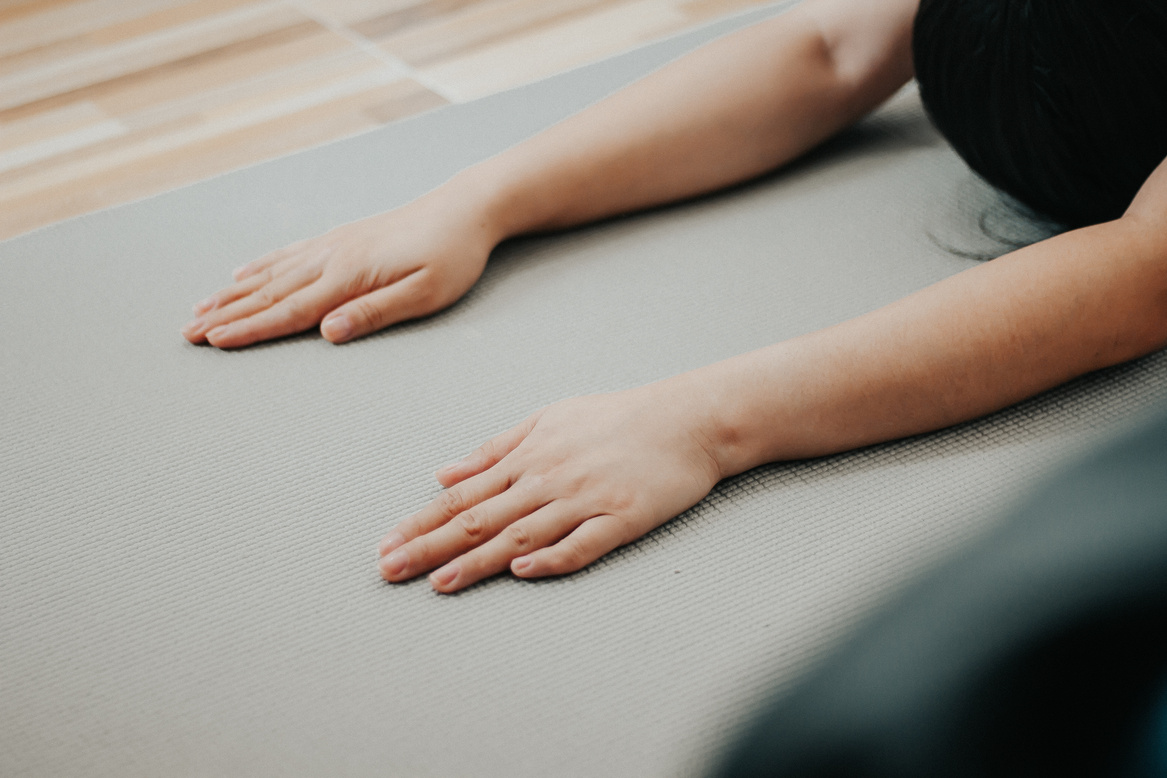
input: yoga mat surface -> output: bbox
[3,5,1165,775]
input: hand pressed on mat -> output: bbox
[182,0,917,350]
[181,187,498,348]
[377,382,724,593]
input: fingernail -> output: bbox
[232,265,248,279]
[431,563,460,587]
[193,297,216,313]
[182,317,206,336]
[439,452,474,471]
[378,530,404,556]
[512,556,531,574]
[380,549,407,578]
[205,325,231,342]
[322,314,352,342]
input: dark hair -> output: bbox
[913,0,1167,228]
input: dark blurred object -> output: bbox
[714,404,1167,777]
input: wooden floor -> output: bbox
[0,0,768,240]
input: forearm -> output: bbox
[678,215,1167,476]
[450,0,914,244]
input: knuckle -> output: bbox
[503,523,534,553]
[253,286,278,309]
[560,537,589,570]
[523,472,549,493]
[510,473,546,502]
[457,509,486,541]
[391,519,417,541]
[605,485,638,516]
[279,296,307,323]
[560,468,588,494]
[351,297,384,330]
[340,263,374,293]
[200,307,229,329]
[477,439,500,463]
[435,489,466,519]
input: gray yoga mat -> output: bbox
[3,4,1166,776]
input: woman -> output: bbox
[182,0,1167,593]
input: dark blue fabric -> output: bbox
[713,402,1167,777]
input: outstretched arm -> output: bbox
[379,158,1167,593]
[467,0,916,237]
[182,0,917,348]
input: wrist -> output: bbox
[442,156,545,245]
[447,140,586,242]
[426,164,513,249]
[655,357,775,481]
[664,345,827,479]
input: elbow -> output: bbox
[799,0,917,115]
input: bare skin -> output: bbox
[183,0,1167,593]
[182,0,913,347]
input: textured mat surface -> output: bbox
[3,5,1166,777]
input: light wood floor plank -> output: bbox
[376,0,621,68]
[0,117,126,175]
[0,79,443,236]
[679,0,771,22]
[351,0,486,39]
[0,99,109,152]
[0,21,333,125]
[0,3,306,109]
[295,0,417,27]
[92,25,355,117]
[415,0,686,101]
[0,0,771,240]
[0,0,80,26]
[0,0,190,57]
[92,0,262,43]
[1,63,428,195]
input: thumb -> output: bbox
[320,270,434,343]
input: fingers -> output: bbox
[319,269,433,344]
[379,478,553,586]
[193,259,292,315]
[232,242,304,282]
[191,245,304,315]
[383,505,627,592]
[186,262,442,348]
[510,514,627,578]
[183,262,324,344]
[435,412,542,488]
[378,467,512,560]
[427,502,584,592]
[202,279,346,348]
